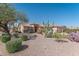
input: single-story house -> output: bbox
[50,25,66,33]
[18,22,66,33]
[18,23,35,33]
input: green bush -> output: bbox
[13,33,19,38]
[53,33,61,38]
[6,38,22,53]
[21,35,28,41]
[46,31,53,38]
[43,27,53,38]
[52,33,66,39]
[1,33,10,43]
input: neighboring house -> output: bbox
[37,24,44,33]
[18,22,66,33]
[31,24,44,33]
[18,23,35,33]
[51,25,66,33]
[18,23,44,33]
[30,24,40,32]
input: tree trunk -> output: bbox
[4,24,11,40]
[0,23,11,40]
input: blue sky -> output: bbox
[13,3,79,27]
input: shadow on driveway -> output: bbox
[14,45,29,53]
[54,40,68,43]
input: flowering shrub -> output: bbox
[68,32,79,42]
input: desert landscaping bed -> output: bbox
[0,34,79,56]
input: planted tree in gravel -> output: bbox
[42,20,53,38]
[0,4,28,40]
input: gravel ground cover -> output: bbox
[0,34,79,56]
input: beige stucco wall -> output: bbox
[18,24,24,33]
[52,28,57,33]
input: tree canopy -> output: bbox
[0,3,28,37]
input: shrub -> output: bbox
[52,33,65,39]
[1,33,10,43]
[53,33,60,38]
[13,33,19,38]
[46,30,53,38]
[68,32,79,42]
[21,35,28,41]
[6,38,22,53]
[53,32,67,39]
[43,27,53,38]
